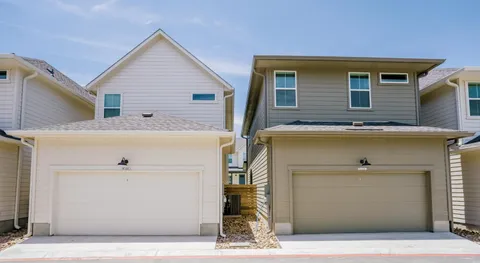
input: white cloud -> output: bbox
[200,57,250,77]
[187,17,207,26]
[58,36,131,52]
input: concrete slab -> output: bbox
[277,232,480,254]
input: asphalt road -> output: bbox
[7,255,480,263]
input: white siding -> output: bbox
[0,69,17,130]
[0,143,19,221]
[451,153,465,224]
[94,37,225,129]
[457,151,480,226]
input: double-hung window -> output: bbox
[104,94,121,118]
[468,82,480,116]
[349,72,371,109]
[274,71,297,107]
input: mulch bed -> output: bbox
[216,215,280,249]
[0,228,27,251]
[454,228,480,244]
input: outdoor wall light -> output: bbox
[359,158,371,166]
[118,157,129,166]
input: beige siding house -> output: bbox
[0,54,95,233]
[419,67,480,229]
[242,56,471,235]
[10,29,235,236]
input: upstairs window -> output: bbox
[0,70,8,80]
[192,93,216,101]
[349,72,371,109]
[274,71,297,107]
[468,82,480,116]
[379,73,409,84]
[104,94,121,118]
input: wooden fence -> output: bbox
[224,185,257,215]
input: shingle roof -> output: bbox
[22,112,228,132]
[20,56,95,104]
[419,68,461,91]
[465,135,480,145]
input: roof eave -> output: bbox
[9,130,235,138]
[0,136,22,145]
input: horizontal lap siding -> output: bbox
[266,69,418,126]
[420,85,458,130]
[0,143,19,221]
[0,68,18,130]
[451,154,465,224]
[458,151,480,226]
[248,81,266,163]
[250,147,268,219]
[95,37,225,129]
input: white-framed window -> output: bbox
[103,94,122,118]
[192,93,216,101]
[228,154,233,164]
[468,82,480,117]
[379,73,409,84]
[348,72,371,109]
[0,70,9,81]
[274,70,297,107]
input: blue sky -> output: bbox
[1,0,480,133]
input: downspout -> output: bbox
[445,78,462,133]
[20,138,35,236]
[13,71,37,230]
[219,136,235,237]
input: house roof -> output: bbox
[242,55,445,137]
[418,68,461,91]
[254,121,472,142]
[0,54,95,105]
[86,28,234,92]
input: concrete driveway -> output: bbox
[277,232,480,254]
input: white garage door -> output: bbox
[53,171,199,235]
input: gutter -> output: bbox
[19,138,35,236]
[219,136,235,237]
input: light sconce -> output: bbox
[118,157,129,166]
[359,157,371,166]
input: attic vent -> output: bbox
[352,122,364,127]
[46,66,54,76]
[142,113,153,118]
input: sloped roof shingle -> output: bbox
[419,68,461,91]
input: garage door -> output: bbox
[53,171,199,235]
[293,172,430,234]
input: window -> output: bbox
[192,93,216,101]
[0,70,8,80]
[243,152,246,162]
[239,174,246,185]
[379,73,409,84]
[468,82,480,116]
[104,94,121,118]
[228,154,233,164]
[274,71,297,107]
[349,72,371,109]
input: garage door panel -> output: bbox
[293,172,430,234]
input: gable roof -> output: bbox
[86,28,234,92]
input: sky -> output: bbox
[1,0,480,133]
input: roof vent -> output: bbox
[46,66,54,76]
[352,122,364,127]
[142,113,153,118]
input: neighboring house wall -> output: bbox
[250,147,268,219]
[0,68,24,130]
[420,85,458,130]
[457,150,480,226]
[265,69,419,126]
[450,153,465,224]
[93,37,226,129]
[0,142,19,232]
[458,79,480,133]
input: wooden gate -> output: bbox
[224,185,257,215]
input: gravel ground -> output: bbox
[216,215,280,249]
[0,228,27,251]
[454,228,480,244]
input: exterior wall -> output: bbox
[249,147,268,219]
[455,150,480,227]
[94,37,226,129]
[451,153,465,224]
[420,85,458,130]
[271,137,450,234]
[248,81,267,164]
[458,78,480,134]
[265,69,418,127]
[32,137,220,235]
[0,142,19,225]
[228,145,246,169]
[0,68,23,130]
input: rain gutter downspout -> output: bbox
[219,136,235,237]
[14,71,37,230]
[20,138,35,236]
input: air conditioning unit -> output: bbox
[224,194,241,216]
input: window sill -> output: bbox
[271,107,300,111]
[377,82,410,86]
[347,108,374,112]
[189,101,219,104]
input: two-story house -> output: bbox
[10,29,235,236]
[0,54,95,233]
[419,67,480,229]
[228,138,247,184]
[242,55,471,235]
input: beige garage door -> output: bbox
[293,172,430,234]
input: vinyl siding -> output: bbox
[457,151,480,226]
[266,69,418,126]
[420,85,458,130]
[0,69,17,130]
[94,37,225,129]
[0,143,19,221]
[248,81,266,164]
[249,146,268,219]
[451,153,465,224]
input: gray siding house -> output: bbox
[242,56,471,235]
[0,54,95,233]
[419,67,480,229]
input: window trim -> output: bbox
[466,81,480,118]
[348,72,372,109]
[190,93,218,103]
[379,72,409,84]
[0,70,10,82]
[103,93,123,118]
[274,70,298,108]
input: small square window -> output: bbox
[379,73,409,84]
[192,93,216,101]
[104,94,121,118]
[0,71,8,80]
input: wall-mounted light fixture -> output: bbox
[118,157,129,166]
[359,157,371,166]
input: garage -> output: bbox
[292,171,430,234]
[53,171,200,236]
